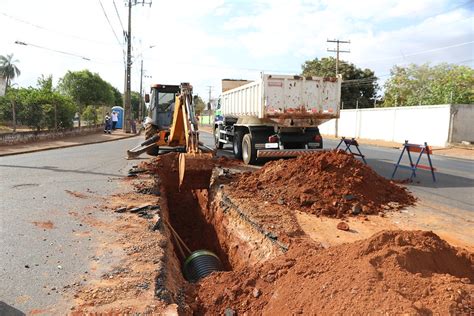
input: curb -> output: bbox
[0,133,140,157]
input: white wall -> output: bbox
[451,104,474,143]
[319,105,453,147]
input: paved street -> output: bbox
[0,138,138,314]
[0,132,472,314]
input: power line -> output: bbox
[97,0,123,47]
[112,0,125,34]
[14,40,91,61]
[356,40,474,64]
[423,0,474,20]
[0,11,116,46]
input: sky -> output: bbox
[0,0,473,101]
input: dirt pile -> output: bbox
[231,150,415,217]
[192,230,474,315]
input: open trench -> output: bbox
[153,153,286,310]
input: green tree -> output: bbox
[0,54,21,131]
[131,91,140,119]
[383,63,474,106]
[193,95,206,115]
[302,57,378,108]
[0,75,76,131]
[58,70,114,126]
[110,85,123,107]
[82,105,98,126]
[0,54,21,94]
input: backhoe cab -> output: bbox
[127,83,214,189]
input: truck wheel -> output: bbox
[145,123,160,156]
[233,132,243,159]
[214,126,224,149]
[242,134,257,165]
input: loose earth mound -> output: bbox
[232,150,415,217]
[192,230,474,315]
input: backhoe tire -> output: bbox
[214,126,224,149]
[233,131,243,160]
[144,123,159,156]
[242,133,257,165]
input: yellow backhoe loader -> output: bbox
[127,83,214,189]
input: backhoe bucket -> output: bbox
[178,153,214,190]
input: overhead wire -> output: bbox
[15,41,91,61]
[112,0,126,34]
[97,0,123,47]
[0,11,116,46]
[422,0,474,20]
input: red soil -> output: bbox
[231,150,415,217]
[193,230,474,315]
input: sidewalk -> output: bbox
[0,130,140,157]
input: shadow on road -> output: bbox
[0,164,123,178]
[0,302,25,316]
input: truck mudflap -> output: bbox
[257,148,325,158]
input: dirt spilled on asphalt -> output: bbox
[32,220,55,229]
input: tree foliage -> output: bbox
[0,54,21,93]
[82,105,98,125]
[193,95,206,115]
[0,76,75,130]
[131,91,140,119]
[58,70,114,106]
[383,63,474,106]
[110,85,123,107]
[302,57,378,108]
[58,70,115,126]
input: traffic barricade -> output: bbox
[391,141,436,182]
[335,137,367,164]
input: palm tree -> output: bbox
[0,54,21,132]
[0,54,21,94]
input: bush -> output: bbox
[82,105,97,126]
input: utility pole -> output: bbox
[328,39,349,138]
[327,39,350,76]
[207,86,213,110]
[123,0,152,133]
[139,59,143,121]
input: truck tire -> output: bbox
[214,126,224,149]
[242,133,257,165]
[233,131,243,159]
[144,123,160,156]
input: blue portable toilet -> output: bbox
[111,106,124,129]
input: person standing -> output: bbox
[104,112,112,134]
[111,111,118,130]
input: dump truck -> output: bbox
[214,74,342,164]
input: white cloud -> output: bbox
[0,0,472,100]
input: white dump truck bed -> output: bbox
[221,74,341,126]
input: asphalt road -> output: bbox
[200,131,474,213]
[1,132,472,314]
[0,137,138,314]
